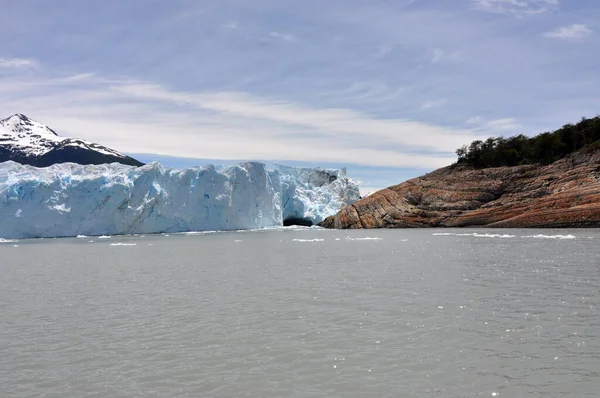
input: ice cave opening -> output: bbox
[283,217,314,227]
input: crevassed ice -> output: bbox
[0,161,360,239]
[273,164,360,226]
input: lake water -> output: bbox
[1,228,599,397]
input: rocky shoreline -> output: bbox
[319,148,600,229]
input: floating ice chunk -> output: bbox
[523,234,576,240]
[473,233,516,238]
[345,236,382,241]
[433,232,515,238]
[292,238,325,242]
[109,243,137,246]
[436,232,578,239]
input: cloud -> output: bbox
[340,81,401,100]
[470,0,559,16]
[62,73,96,82]
[2,0,598,185]
[431,48,445,63]
[376,44,393,58]
[0,71,481,169]
[469,117,522,133]
[430,48,461,64]
[421,99,448,109]
[466,116,483,125]
[544,24,592,40]
[0,57,38,69]
[221,21,239,29]
[484,118,521,131]
[317,81,406,115]
[269,32,296,41]
[112,84,477,152]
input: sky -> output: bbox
[1,0,599,195]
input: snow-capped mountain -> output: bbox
[0,114,143,167]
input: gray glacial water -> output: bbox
[1,228,599,397]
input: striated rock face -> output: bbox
[319,148,600,229]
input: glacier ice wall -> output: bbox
[274,165,361,225]
[0,161,359,239]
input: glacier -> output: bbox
[0,161,360,239]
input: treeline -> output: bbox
[456,116,600,168]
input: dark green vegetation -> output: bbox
[456,116,600,168]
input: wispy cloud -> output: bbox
[431,48,445,63]
[465,116,483,125]
[484,118,522,131]
[0,57,38,69]
[430,48,462,64]
[62,73,96,82]
[471,0,559,16]
[318,81,406,114]
[376,44,393,58]
[342,81,398,100]
[421,99,448,109]
[221,21,239,29]
[544,24,592,40]
[269,32,296,41]
[1,0,599,190]
[114,83,475,152]
[469,117,522,133]
[0,72,476,169]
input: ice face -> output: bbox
[0,161,359,239]
[273,165,361,226]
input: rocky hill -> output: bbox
[319,147,600,229]
[0,114,143,167]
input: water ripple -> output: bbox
[1,228,599,397]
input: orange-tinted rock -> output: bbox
[319,148,600,229]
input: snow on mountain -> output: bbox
[0,161,360,239]
[0,114,143,167]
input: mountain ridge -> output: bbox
[0,114,143,167]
